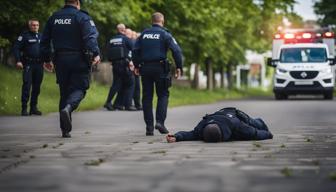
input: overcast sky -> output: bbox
[293,0,318,21]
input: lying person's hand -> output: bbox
[166,134,176,143]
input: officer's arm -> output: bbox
[40,17,53,63]
[236,122,273,140]
[166,34,183,70]
[13,34,25,63]
[174,130,198,142]
[80,15,100,57]
[133,38,141,68]
[126,37,133,60]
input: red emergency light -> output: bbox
[274,34,281,39]
[284,33,295,39]
[323,32,334,38]
[302,33,312,39]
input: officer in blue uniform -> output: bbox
[13,19,43,116]
[112,29,141,111]
[134,12,183,136]
[40,0,100,138]
[104,24,136,111]
[166,108,273,143]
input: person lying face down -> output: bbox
[166,107,273,143]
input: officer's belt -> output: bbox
[23,56,42,63]
[56,50,82,55]
[143,60,165,65]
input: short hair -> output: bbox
[152,12,164,23]
[116,23,126,34]
[203,124,222,143]
[28,19,39,26]
[65,0,78,4]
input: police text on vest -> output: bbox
[143,34,160,39]
[54,19,72,25]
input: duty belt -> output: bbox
[24,57,42,63]
[143,60,165,65]
[56,50,82,55]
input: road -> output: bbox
[0,98,336,192]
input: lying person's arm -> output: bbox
[166,131,198,143]
[234,122,273,140]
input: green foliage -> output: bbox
[0,64,109,115]
[0,0,297,68]
[314,0,336,26]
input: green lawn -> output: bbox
[0,64,272,115]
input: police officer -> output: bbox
[113,28,141,110]
[40,0,100,138]
[13,19,44,116]
[166,107,273,143]
[133,12,183,136]
[104,24,136,111]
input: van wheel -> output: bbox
[275,93,288,100]
[324,92,333,100]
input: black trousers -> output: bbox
[133,75,141,108]
[106,63,133,107]
[55,53,90,132]
[113,73,138,108]
[141,65,169,126]
[21,63,44,109]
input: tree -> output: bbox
[314,0,336,26]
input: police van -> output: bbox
[268,29,336,100]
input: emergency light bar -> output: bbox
[273,31,334,44]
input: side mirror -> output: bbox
[267,58,278,67]
[328,57,335,66]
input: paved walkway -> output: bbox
[0,99,336,192]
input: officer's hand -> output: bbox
[92,55,101,65]
[16,62,23,69]
[43,62,54,73]
[134,68,140,76]
[175,68,182,79]
[129,61,135,71]
[166,134,176,143]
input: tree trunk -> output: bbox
[206,57,213,90]
[192,63,200,89]
[213,69,217,88]
[220,66,225,88]
[226,62,233,90]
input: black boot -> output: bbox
[113,105,124,111]
[60,104,72,134]
[21,105,29,116]
[103,103,114,111]
[155,122,169,134]
[30,106,42,116]
[62,131,71,138]
[146,125,154,136]
[125,106,137,111]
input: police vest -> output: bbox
[108,36,127,61]
[51,9,82,52]
[139,29,166,62]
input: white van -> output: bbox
[268,30,336,100]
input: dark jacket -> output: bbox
[174,108,273,142]
[107,33,133,62]
[133,24,183,69]
[40,5,100,62]
[13,31,42,63]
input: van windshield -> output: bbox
[280,48,327,63]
